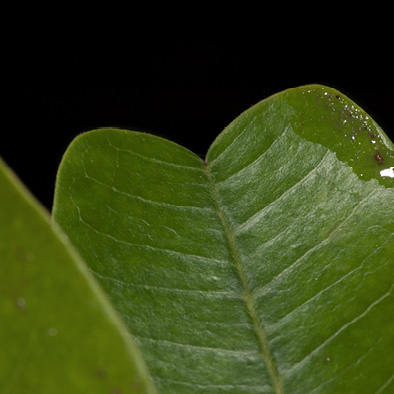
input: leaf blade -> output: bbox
[54,129,271,393]
[207,85,394,393]
[53,86,394,393]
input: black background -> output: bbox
[2,35,393,210]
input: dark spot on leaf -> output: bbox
[370,134,376,139]
[130,378,144,391]
[322,356,331,363]
[336,95,340,99]
[375,152,384,165]
[96,368,107,379]
[203,161,208,167]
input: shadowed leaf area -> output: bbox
[51,85,394,393]
[0,160,156,393]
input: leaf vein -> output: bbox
[284,283,394,377]
[90,269,242,298]
[135,335,260,357]
[253,189,379,300]
[375,373,394,394]
[74,204,227,266]
[112,146,205,171]
[205,164,284,394]
[83,172,214,213]
[208,101,276,167]
[267,230,393,330]
[234,150,332,235]
[106,135,203,169]
[154,376,266,392]
[216,126,290,186]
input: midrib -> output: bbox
[204,163,284,394]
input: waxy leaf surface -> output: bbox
[53,85,394,393]
[0,159,156,393]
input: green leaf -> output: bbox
[53,85,394,393]
[0,159,157,393]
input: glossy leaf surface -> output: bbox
[0,159,156,393]
[53,85,394,393]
